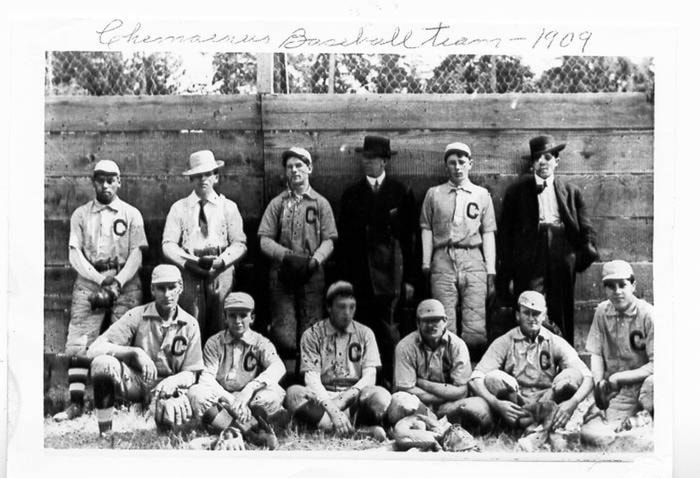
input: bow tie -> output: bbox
[535,181,547,194]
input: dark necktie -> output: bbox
[372,180,380,193]
[199,200,208,236]
[536,181,547,195]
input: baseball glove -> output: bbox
[594,379,615,411]
[214,427,246,451]
[440,424,480,452]
[278,253,312,286]
[88,288,115,310]
[153,389,192,431]
[392,414,443,452]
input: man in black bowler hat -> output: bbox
[497,135,599,345]
[337,135,418,388]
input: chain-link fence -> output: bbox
[47,51,654,96]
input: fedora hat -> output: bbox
[355,135,397,159]
[529,135,566,161]
[182,150,224,176]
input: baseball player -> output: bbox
[390,299,486,431]
[580,260,654,445]
[284,281,391,436]
[162,150,247,342]
[54,160,148,422]
[87,265,204,434]
[257,147,338,377]
[187,291,289,438]
[420,142,496,359]
[465,291,593,444]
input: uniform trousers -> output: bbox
[179,265,234,344]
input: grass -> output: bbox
[43,398,654,453]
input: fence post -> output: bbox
[256,53,274,94]
[328,54,336,94]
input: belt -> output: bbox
[91,258,122,272]
[538,221,564,230]
[436,243,480,251]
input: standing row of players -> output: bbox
[53,134,652,447]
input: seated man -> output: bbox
[187,291,289,436]
[87,265,204,434]
[580,260,654,446]
[466,291,593,439]
[390,299,486,431]
[285,281,391,435]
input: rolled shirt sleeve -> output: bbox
[470,335,509,381]
[393,340,418,389]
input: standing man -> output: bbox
[580,260,654,445]
[420,142,497,358]
[54,160,148,422]
[162,150,247,342]
[498,135,599,344]
[187,291,289,437]
[391,299,486,431]
[87,265,203,434]
[465,291,593,444]
[338,135,418,388]
[284,281,391,435]
[258,147,338,376]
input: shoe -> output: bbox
[53,403,84,422]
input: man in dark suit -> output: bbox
[338,135,418,388]
[497,135,599,345]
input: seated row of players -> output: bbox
[56,132,598,422]
[83,261,653,450]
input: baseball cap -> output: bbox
[444,142,472,161]
[602,260,634,281]
[151,264,182,284]
[224,292,255,311]
[517,291,547,313]
[93,160,120,176]
[326,280,354,303]
[282,147,312,167]
[416,299,447,319]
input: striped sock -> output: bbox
[93,375,116,434]
[68,356,91,407]
[202,404,234,433]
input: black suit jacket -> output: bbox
[497,175,598,289]
[337,176,418,298]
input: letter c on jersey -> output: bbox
[243,352,258,372]
[629,330,646,351]
[466,202,479,219]
[171,336,188,356]
[539,350,551,370]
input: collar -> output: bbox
[324,319,357,337]
[142,302,188,325]
[222,328,255,345]
[91,197,124,213]
[186,190,221,207]
[447,180,474,194]
[605,297,640,318]
[366,171,386,188]
[534,174,554,187]
[285,185,317,200]
[511,325,549,344]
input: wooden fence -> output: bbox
[45,92,654,354]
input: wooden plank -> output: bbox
[46,214,652,266]
[263,130,653,174]
[262,93,653,131]
[45,95,261,132]
[44,309,69,354]
[292,173,653,220]
[44,176,265,221]
[45,130,263,176]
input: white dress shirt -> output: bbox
[535,174,562,225]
